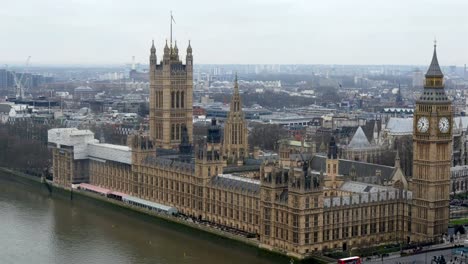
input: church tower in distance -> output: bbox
[149,40,193,149]
[223,74,249,165]
[411,42,452,242]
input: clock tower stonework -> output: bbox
[412,43,452,242]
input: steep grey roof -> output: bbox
[385,118,413,135]
[210,175,260,194]
[340,181,397,194]
[143,155,195,173]
[426,46,444,78]
[223,165,260,173]
[417,88,449,103]
[348,126,371,148]
[310,155,395,182]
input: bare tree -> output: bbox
[249,123,289,151]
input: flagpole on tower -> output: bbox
[170,11,172,47]
[170,11,176,47]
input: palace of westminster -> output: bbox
[48,38,452,258]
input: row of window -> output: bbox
[227,123,245,145]
[206,205,259,225]
[171,123,185,140]
[207,189,258,208]
[170,91,185,109]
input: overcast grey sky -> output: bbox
[0,0,467,66]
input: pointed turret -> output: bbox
[419,41,447,101]
[163,39,170,58]
[390,148,408,189]
[372,120,379,145]
[234,73,239,92]
[223,73,248,164]
[186,40,193,66]
[426,42,444,78]
[150,40,157,66]
[172,40,179,60]
[230,73,241,112]
[174,41,179,54]
[187,40,192,54]
[150,40,156,54]
[394,148,401,168]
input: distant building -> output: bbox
[74,86,95,101]
[193,106,206,117]
[412,69,424,88]
[0,69,15,93]
[0,69,8,90]
[129,69,149,82]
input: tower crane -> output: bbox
[14,56,31,99]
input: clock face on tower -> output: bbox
[417,116,429,133]
[438,117,450,133]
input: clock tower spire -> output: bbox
[411,42,452,242]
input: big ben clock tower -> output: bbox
[411,42,452,242]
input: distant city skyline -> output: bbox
[0,0,467,66]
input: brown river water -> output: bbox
[0,173,286,264]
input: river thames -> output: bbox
[0,173,284,264]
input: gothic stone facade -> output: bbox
[149,41,193,149]
[49,127,412,258]
[48,43,450,259]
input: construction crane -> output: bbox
[14,56,31,99]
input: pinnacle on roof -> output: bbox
[174,40,179,53]
[151,40,156,53]
[187,40,192,54]
[229,72,242,113]
[234,72,239,92]
[394,148,400,168]
[164,39,169,54]
[425,41,444,78]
